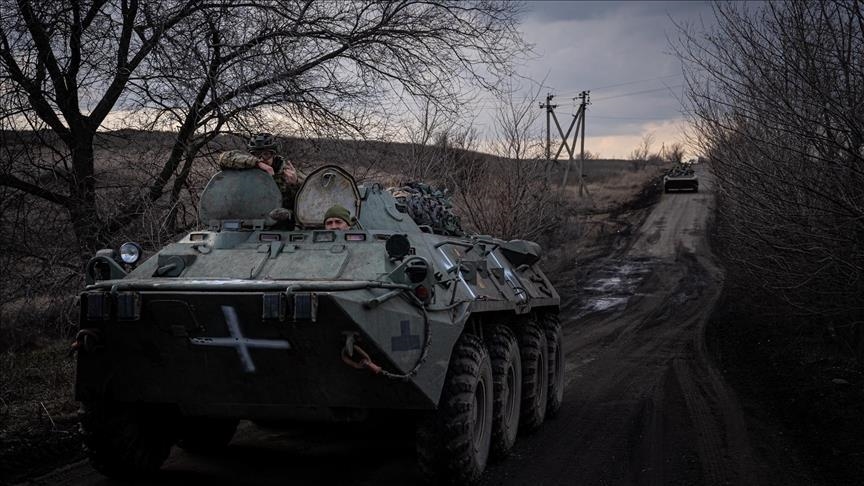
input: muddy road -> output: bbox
[482,166,762,486]
[27,166,780,486]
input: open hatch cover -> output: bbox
[295,165,361,228]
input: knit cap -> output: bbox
[323,204,351,224]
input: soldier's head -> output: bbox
[248,133,278,161]
[323,204,352,230]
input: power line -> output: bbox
[592,84,684,101]
[468,72,688,103]
[586,73,684,92]
[591,114,685,120]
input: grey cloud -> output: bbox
[512,0,713,139]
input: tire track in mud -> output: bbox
[484,250,727,485]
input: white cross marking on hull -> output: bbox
[189,305,290,373]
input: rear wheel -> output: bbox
[543,314,565,417]
[519,319,548,433]
[417,333,493,485]
[80,401,176,478]
[177,418,239,453]
[488,325,521,458]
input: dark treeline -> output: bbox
[677,0,864,357]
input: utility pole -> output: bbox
[539,93,556,182]
[576,90,590,196]
[541,90,591,196]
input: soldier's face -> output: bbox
[325,218,350,230]
[253,150,275,163]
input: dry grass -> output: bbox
[0,341,81,483]
[565,159,671,213]
[0,294,79,353]
[0,341,78,434]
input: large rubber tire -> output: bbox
[177,418,239,453]
[488,325,521,458]
[543,314,565,417]
[518,319,548,433]
[80,401,176,478]
[417,333,493,485]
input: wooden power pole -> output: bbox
[542,90,590,196]
[539,93,557,182]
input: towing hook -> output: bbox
[340,335,382,375]
[71,329,101,353]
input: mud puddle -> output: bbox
[572,257,655,319]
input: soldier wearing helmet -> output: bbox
[218,133,304,220]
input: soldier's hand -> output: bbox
[269,207,293,221]
[257,161,275,175]
[282,162,298,185]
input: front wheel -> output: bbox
[417,333,493,484]
[80,401,176,478]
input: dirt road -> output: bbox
[482,165,761,485]
[25,166,788,486]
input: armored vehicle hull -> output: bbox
[663,164,699,192]
[75,166,562,484]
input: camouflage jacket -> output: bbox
[218,150,304,209]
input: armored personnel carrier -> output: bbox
[74,165,562,484]
[663,164,699,193]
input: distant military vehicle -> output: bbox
[663,164,699,193]
[74,165,562,484]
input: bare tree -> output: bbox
[674,1,864,338]
[660,142,685,164]
[629,132,656,161]
[452,84,562,241]
[0,0,528,256]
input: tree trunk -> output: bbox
[68,131,102,259]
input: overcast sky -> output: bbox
[493,0,716,159]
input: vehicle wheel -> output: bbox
[177,418,239,453]
[80,401,176,478]
[417,333,493,485]
[543,314,565,417]
[518,319,548,433]
[488,325,521,458]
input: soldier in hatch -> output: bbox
[218,133,302,222]
[323,204,353,230]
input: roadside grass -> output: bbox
[1,341,78,427]
[1,340,82,483]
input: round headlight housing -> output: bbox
[119,242,143,265]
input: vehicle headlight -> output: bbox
[119,242,143,264]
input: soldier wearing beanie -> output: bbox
[323,204,352,230]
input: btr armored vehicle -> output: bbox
[663,164,699,193]
[75,165,562,484]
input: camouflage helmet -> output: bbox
[247,133,278,152]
